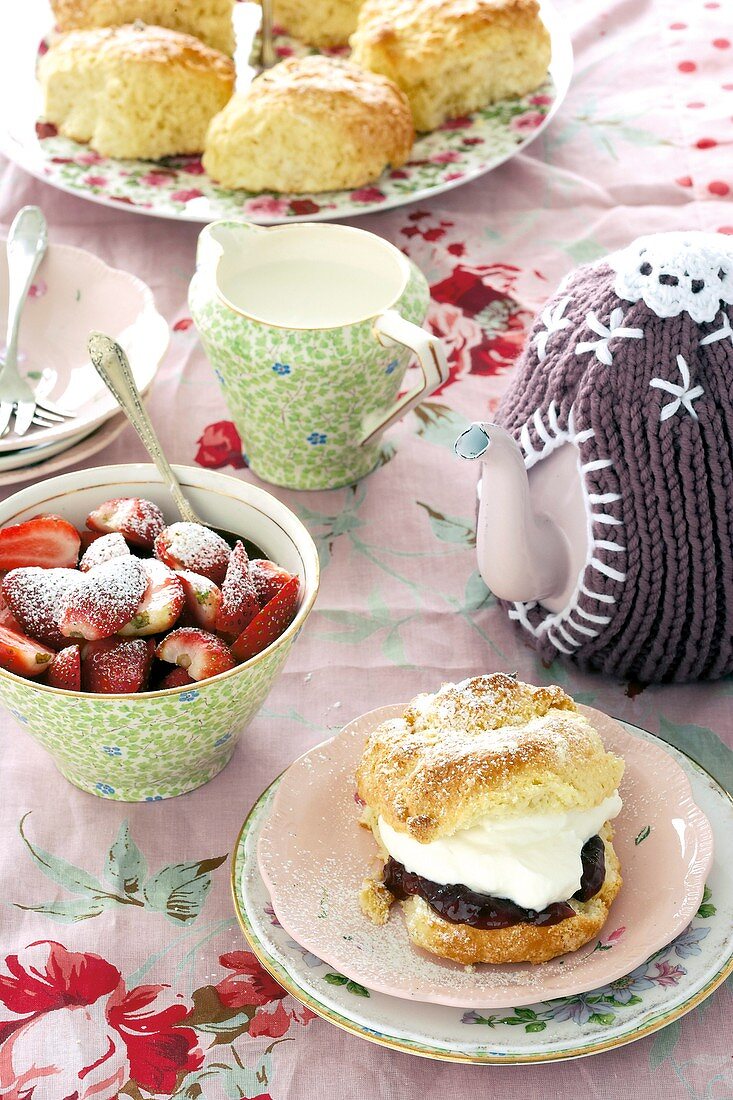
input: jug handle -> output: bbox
[359,310,449,446]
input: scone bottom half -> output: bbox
[357,674,624,965]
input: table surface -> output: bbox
[1,1,732,1097]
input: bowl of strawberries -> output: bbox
[0,463,319,800]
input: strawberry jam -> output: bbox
[383,834,606,930]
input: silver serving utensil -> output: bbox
[259,0,276,70]
[0,207,76,436]
[87,332,204,525]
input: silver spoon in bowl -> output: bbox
[87,332,205,525]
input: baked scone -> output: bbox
[203,56,413,192]
[49,0,236,55]
[350,0,552,132]
[254,0,364,48]
[357,674,625,965]
[39,25,235,160]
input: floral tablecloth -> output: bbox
[1,1,732,1097]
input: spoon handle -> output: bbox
[87,332,202,525]
[260,0,276,69]
[4,207,48,374]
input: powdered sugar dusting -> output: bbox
[156,522,230,583]
[3,567,81,648]
[79,532,130,572]
[60,557,147,639]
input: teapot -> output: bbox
[456,232,733,683]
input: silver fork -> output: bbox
[0,206,76,437]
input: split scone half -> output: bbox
[350,0,552,132]
[357,674,624,965]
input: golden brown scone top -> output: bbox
[353,0,544,59]
[243,55,413,129]
[356,674,624,843]
[44,24,235,79]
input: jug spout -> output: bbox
[195,219,264,278]
[455,422,572,604]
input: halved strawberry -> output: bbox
[215,542,259,637]
[158,666,195,689]
[45,644,81,691]
[86,497,165,550]
[79,532,131,573]
[231,576,300,663]
[156,627,235,682]
[250,559,295,606]
[3,567,80,649]
[59,557,147,641]
[119,559,185,637]
[155,523,230,585]
[0,587,22,633]
[177,570,222,630]
[79,530,103,553]
[0,625,55,678]
[81,637,155,694]
[0,515,80,570]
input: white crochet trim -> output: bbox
[610,231,733,324]
[536,296,572,361]
[650,355,704,421]
[700,310,733,347]
[575,308,644,365]
[508,402,626,655]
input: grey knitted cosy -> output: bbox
[495,231,733,683]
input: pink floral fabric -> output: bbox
[0,1,732,1097]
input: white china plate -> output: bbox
[232,723,733,1064]
[0,1,572,224]
[0,240,168,454]
[0,412,129,486]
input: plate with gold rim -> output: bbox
[0,2,571,224]
[254,704,714,1008]
[231,720,733,1063]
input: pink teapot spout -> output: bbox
[455,422,573,605]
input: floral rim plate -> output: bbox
[0,3,571,224]
[0,241,168,453]
[231,721,733,1063]
[255,705,714,1009]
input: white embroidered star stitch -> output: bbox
[536,296,572,361]
[575,308,644,365]
[650,355,704,421]
[700,310,733,348]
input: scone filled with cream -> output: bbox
[357,674,624,965]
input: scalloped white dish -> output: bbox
[0,240,168,453]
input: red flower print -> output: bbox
[35,121,57,139]
[195,421,247,470]
[171,189,204,203]
[510,110,546,132]
[428,263,532,391]
[653,961,686,987]
[141,170,176,187]
[77,151,104,166]
[390,169,409,180]
[0,941,201,1100]
[245,195,290,218]
[214,952,315,1039]
[181,157,206,175]
[173,317,194,332]
[439,116,472,130]
[84,175,107,187]
[431,150,462,164]
[350,187,386,203]
[289,199,320,216]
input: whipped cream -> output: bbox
[378,791,622,912]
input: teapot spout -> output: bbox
[455,422,571,604]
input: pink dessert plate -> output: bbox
[257,704,714,1010]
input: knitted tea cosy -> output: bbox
[495,231,733,682]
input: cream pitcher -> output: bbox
[189,220,449,490]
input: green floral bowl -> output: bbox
[0,463,319,801]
